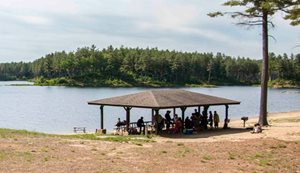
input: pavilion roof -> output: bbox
[88,89,240,109]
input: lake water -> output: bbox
[0,81,299,134]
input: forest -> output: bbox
[0,46,299,87]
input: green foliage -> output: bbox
[212,0,299,26]
[0,46,299,87]
[269,79,300,88]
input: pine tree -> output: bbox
[208,0,300,125]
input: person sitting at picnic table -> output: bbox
[116,118,125,127]
[137,116,145,134]
[154,113,164,134]
[185,116,193,129]
[115,118,126,131]
[173,117,183,133]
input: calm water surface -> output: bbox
[0,81,299,134]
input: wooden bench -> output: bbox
[73,127,86,133]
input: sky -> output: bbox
[0,0,299,63]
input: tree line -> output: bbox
[0,46,299,87]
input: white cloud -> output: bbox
[16,15,52,25]
[0,0,79,14]
[0,0,299,62]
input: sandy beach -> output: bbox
[0,111,300,173]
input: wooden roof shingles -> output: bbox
[88,89,240,109]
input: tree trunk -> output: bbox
[258,11,269,126]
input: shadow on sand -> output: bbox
[158,127,251,139]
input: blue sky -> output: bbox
[0,0,299,63]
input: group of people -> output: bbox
[187,109,221,130]
[116,109,223,135]
[115,118,127,128]
[153,109,222,134]
[117,111,263,135]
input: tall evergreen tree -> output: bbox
[208,0,300,126]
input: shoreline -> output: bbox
[229,109,300,122]
[1,80,300,89]
[2,110,300,135]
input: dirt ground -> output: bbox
[1,111,300,173]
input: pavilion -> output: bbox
[88,89,240,131]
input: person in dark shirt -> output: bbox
[185,116,193,129]
[137,116,145,134]
[209,111,213,129]
[165,110,171,131]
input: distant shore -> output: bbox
[2,79,300,88]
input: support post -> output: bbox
[198,106,201,114]
[180,107,187,123]
[173,108,176,117]
[124,107,132,131]
[100,105,104,129]
[151,109,154,123]
[203,106,209,129]
[223,105,229,129]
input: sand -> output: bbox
[0,111,300,173]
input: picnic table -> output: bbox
[130,121,154,134]
[73,127,86,133]
[114,120,155,135]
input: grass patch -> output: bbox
[18,151,33,162]
[270,143,287,149]
[97,135,154,143]
[161,150,167,154]
[277,144,287,148]
[41,147,49,153]
[0,128,155,143]
[248,152,274,166]
[0,128,48,138]
[0,150,33,162]
[228,152,236,160]
[2,151,34,162]
[0,150,8,160]
[43,156,49,162]
[202,154,213,161]
[176,147,191,158]
[177,143,184,146]
[132,141,143,146]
